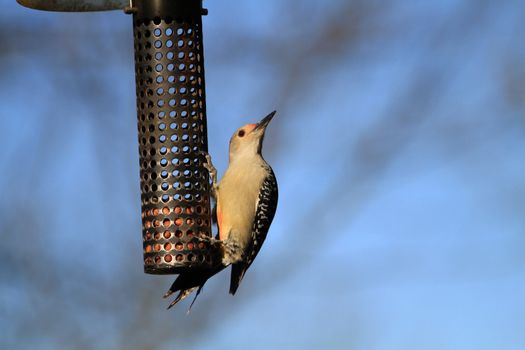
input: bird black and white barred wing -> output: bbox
[249,166,278,261]
[229,166,278,294]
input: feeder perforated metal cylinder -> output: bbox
[133,0,214,274]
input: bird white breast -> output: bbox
[216,154,267,250]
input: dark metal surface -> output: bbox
[133,0,215,274]
[16,0,127,12]
[133,0,207,19]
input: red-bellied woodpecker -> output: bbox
[163,111,279,311]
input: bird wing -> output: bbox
[230,167,278,295]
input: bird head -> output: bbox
[229,111,276,162]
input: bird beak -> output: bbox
[254,110,276,132]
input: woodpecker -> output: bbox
[163,110,279,310]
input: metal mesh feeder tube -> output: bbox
[133,0,216,274]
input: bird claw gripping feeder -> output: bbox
[17,0,222,274]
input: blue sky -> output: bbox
[1,1,524,349]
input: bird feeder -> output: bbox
[17,0,220,274]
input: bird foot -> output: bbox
[201,151,218,198]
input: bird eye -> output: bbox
[238,130,245,137]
